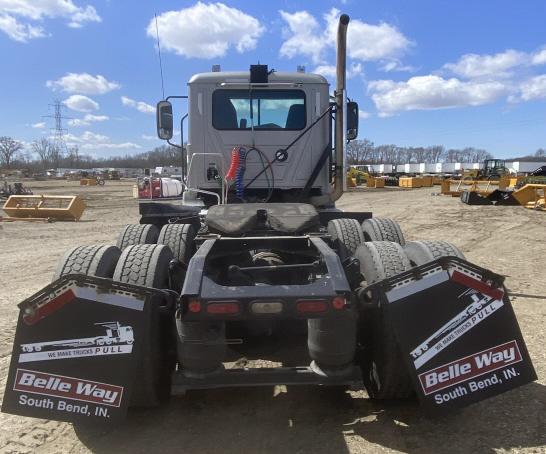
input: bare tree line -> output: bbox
[1,136,545,171]
[346,140,496,165]
[1,137,184,171]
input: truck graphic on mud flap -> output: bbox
[20,322,134,353]
[410,294,494,360]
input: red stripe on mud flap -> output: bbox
[23,289,75,325]
[451,271,504,300]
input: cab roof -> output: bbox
[188,71,328,85]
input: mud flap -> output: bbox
[2,274,168,424]
[368,257,537,414]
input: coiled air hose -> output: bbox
[235,147,246,199]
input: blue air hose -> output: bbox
[235,147,246,199]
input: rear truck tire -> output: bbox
[354,241,414,399]
[404,240,465,266]
[327,218,364,259]
[157,223,197,265]
[113,244,175,407]
[116,224,159,250]
[53,244,121,281]
[361,218,406,246]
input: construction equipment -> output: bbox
[441,178,498,197]
[461,183,546,210]
[514,165,546,188]
[2,14,536,425]
[80,176,105,186]
[512,184,546,210]
[0,181,33,200]
[463,159,509,180]
[347,165,370,186]
[2,195,86,221]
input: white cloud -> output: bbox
[141,134,157,140]
[313,64,336,78]
[63,94,99,112]
[368,75,507,116]
[64,131,141,150]
[280,10,324,64]
[313,62,362,79]
[121,96,155,114]
[444,47,546,80]
[444,49,528,79]
[87,142,141,150]
[379,59,416,73]
[0,13,45,41]
[532,48,546,66]
[0,0,101,41]
[147,2,264,58]
[359,110,371,119]
[68,114,109,127]
[280,8,411,66]
[47,73,120,94]
[510,75,546,102]
[32,121,46,129]
[67,5,100,28]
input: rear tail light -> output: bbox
[188,298,201,313]
[332,296,346,310]
[206,301,240,315]
[251,301,283,314]
[296,300,328,313]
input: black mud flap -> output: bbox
[367,257,537,415]
[2,275,168,424]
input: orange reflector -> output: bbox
[251,301,283,314]
[332,297,346,310]
[188,299,201,313]
[206,301,240,314]
[296,300,328,313]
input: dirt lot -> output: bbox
[0,180,544,454]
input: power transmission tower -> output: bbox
[43,100,72,167]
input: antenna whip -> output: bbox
[154,13,165,99]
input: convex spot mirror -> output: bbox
[347,101,359,141]
[157,100,173,140]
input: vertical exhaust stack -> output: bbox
[332,14,350,202]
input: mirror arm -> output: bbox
[166,95,188,101]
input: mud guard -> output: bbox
[366,257,537,414]
[1,274,170,424]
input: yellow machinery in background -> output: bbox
[347,166,370,186]
[2,195,86,221]
[512,184,546,211]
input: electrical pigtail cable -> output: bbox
[243,105,333,191]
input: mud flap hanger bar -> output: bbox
[19,274,178,325]
[358,257,506,310]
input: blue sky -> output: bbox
[0,0,545,159]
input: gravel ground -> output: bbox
[0,180,544,454]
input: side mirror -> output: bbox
[346,101,359,141]
[157,100,173,140]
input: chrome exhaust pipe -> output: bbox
[332,14,350,202]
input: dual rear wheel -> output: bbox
[53,223,197,407]
[327,217,465,399]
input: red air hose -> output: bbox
[226,147,240,180]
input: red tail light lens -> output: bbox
[188,299,202,313]
[206,301,240,314]
[332,297,346,310]
[296,300,328,313]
